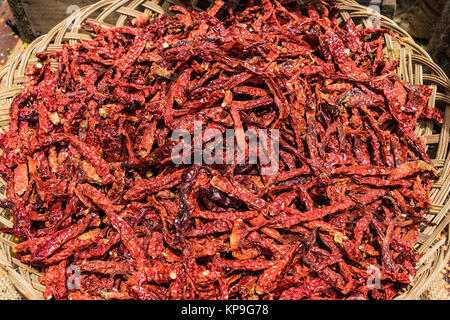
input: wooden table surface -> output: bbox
[0,0,21,68]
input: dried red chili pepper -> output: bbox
[0,0,441,300]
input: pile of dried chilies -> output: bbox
[0,0,443,300]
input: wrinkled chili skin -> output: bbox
[0,0,440,300]
[175,164,201,241]
[198,187,247,211]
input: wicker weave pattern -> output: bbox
[0,268,22,300]
[0,0,448,300]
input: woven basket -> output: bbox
[0,0,448,300]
